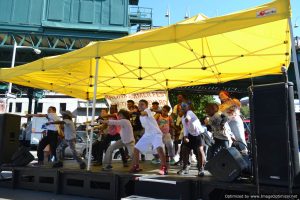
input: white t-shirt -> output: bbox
[108,119,135,144]
[63,119,76,140]
[140,108,162,135]
[46,113,60,131]
[181,110,204,137]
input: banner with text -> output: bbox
[105,91,169,110]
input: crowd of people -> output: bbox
[26,90,248,177]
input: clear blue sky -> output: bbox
[138,0,300,36]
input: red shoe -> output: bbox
[159,165,168,175]
[129,165,143,173]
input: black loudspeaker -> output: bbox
[249,82,300,186]
[11,146,34,166]
[206,147,249,182]
[0,114,21,165]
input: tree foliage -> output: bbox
[240,105,250,119]
[169,92,216,120]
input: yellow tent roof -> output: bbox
[0,0,291,100]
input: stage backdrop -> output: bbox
[105,91,168,110]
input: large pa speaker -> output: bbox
[206,147,249,182]
[249,82,300,186]
[11,146,34,166]
[0,114,21,165]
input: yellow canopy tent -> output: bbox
[0,0,295,170]
[0,0,293,101]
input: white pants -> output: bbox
[103,140,135,165]
[135,133,163,154]
[228,116,246,146]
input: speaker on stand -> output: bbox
[249,67,300,194]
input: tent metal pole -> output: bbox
[87,57,100,171]
[85,100,89,160]
[289,18,300,99]
[166,79,169,103]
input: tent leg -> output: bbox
[289,18,300,99]
[85,100,89,160]
[166,90,169,103]
[87,57,100,171]
[166,79,169,104]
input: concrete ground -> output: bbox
[0,187,97,200]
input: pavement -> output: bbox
[0,187,97,200]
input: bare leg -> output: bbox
[199,146,206,168]
[194,145,206,170]
[156,147,166,167]
[132,148,140,166]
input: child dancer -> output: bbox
[130,99,168,175]
[48,111,86,169]
[205,103,233,159]
[99,110,135,171]
[177,102,206,177]
[155,105,176,165]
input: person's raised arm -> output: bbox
[25,114,47,118]
[45,121,65,125]
[101,113,117,119]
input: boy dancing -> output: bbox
[46,111,86,169]
[130,99,168,175]
[99,109,135,171]
[177,102,206,177]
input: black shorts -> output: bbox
[183,134,204,149]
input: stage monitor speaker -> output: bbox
[0,114,21,165]
[206,147,249,182]
[249,82,300,186]
[11,146,34,166]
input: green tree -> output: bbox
[169,92,216,120]
[240,105,250,119]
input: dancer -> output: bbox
[100,110,135,171]
[130,99,168,175]
[177,102,206,177]
[48,111,86,169]
[26,106,60,166]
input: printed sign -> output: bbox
[105,91,169,110]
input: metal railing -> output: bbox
[129,6,152,20]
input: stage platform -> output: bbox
[1,160,300,200]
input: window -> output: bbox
[8,103,13,112]
[15,103,22,113]
[60,103,66,112]
[37,103,43,113]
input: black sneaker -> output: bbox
[198,169,205,177]
[177,169,189,175]
[80,162,86,170]
[102,165,113,171]
[52,161,63,168]
[174,161,182,166]
[177,166,190,175]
